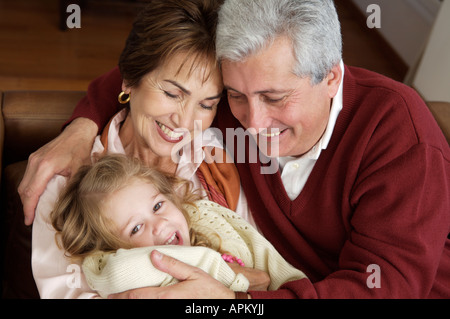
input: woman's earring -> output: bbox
[118,91,131,104]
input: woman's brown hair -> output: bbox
[119,0,223,88]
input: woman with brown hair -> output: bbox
[31,0,253,299]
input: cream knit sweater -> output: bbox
[82,200,306,298]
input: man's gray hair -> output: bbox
[216,0,342,85]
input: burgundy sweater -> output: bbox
[70,65,450,298]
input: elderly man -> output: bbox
[21,0,449,298]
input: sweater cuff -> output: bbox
[249,278,316,299]
[249,289,297,299]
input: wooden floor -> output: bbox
[0,0,407,92]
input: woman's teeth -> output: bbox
[157,122,184,139]
[165,232,177,245]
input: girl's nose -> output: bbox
[151,216,167,237]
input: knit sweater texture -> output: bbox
[82,200,306,298]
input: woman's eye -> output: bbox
[131,224,142,236]
[153,201,163,212]
[164,91,179,99]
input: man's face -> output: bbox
[221,36,341,158]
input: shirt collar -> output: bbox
[315,60,345,156]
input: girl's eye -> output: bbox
[153,201,163,212]
[131,224,142,236]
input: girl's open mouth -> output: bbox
[164,231,182,245]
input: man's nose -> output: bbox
[246,99,270,133]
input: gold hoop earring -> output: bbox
[118,91,130,104]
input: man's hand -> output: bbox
[18,117,97,225]
[108,250,236,299]
[227,262,270,291]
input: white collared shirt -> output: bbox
[278,61,345,200]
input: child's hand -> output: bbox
[227,263,270,291]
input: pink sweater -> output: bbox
[70,65,450,298]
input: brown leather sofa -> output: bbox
[1,90,449,299]
[1,91,84,298]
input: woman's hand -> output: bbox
[227,262,270,291]
[108,250,236,299]
[18,118,97,225]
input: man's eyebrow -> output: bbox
[224,85,241,93]
[224,85,290,95]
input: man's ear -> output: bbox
[326,63,343,99]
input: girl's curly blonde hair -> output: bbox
[51,154,209,261]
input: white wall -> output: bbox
[412,0,450,102]
[350,0,441,68]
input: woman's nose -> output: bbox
[172,103,196,130]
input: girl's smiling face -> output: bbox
[102,178,191,248]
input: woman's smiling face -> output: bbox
[124,52,223,158]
